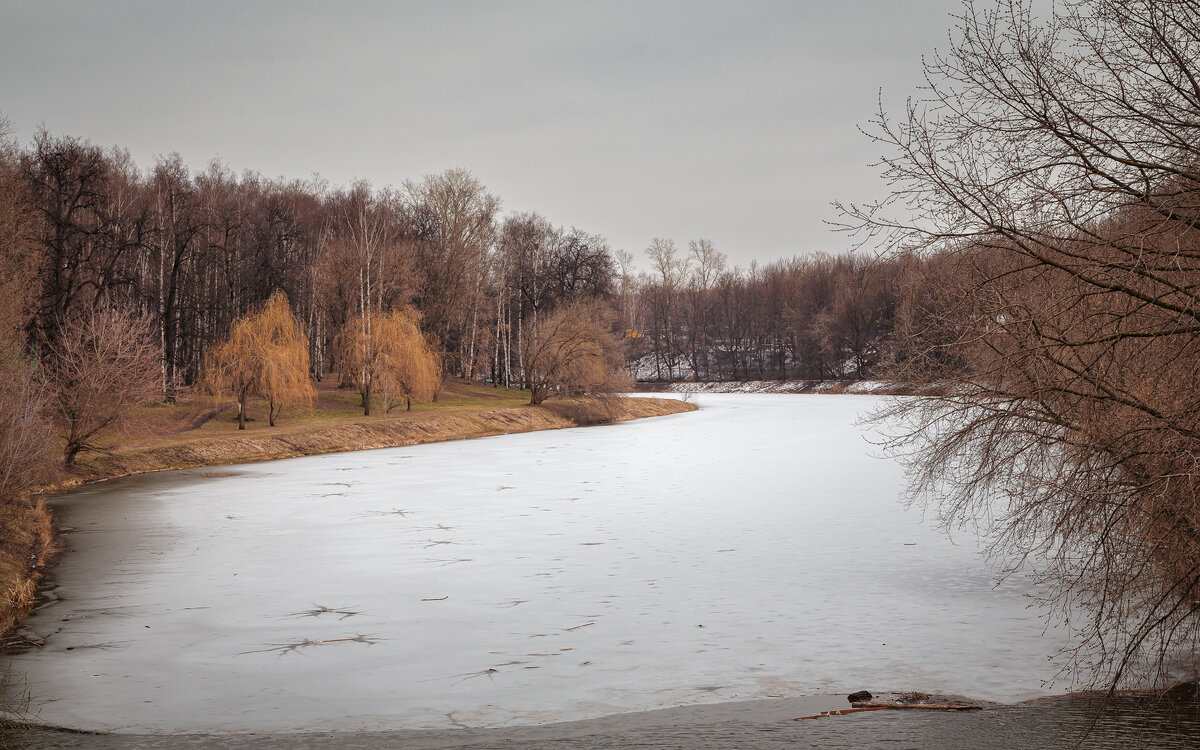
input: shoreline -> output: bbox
[45,395,696,491]
[7,690,1186,748]
[0,695,906,739]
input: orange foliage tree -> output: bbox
[337,307,441,414]
[203,292,314,429]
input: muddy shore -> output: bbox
[6,692,1200,750]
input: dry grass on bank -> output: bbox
[64,381,693,485]
[0,500,54,641]
[1,498,65,726]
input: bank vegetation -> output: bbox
[843,0,1200,693]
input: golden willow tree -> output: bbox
[203,292,314,429]
[338,307,441,414]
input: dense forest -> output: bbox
[0,125,922,401]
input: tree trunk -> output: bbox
[465,278,481,380]
[238,391,247,430]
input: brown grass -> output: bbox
[0,497,56,640]
[59,381,694,485]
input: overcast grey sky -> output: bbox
[0,1,962,267]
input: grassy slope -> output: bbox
[68,380,693,482]
[0,382,694,642]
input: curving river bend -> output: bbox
[10,394,1071,734]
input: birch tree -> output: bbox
[406,169,500,376]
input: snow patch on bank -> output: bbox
[661,379,904,395]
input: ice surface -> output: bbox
[9,395,1066,733]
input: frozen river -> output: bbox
[8,394,1067,733]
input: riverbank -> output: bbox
[58,393,694,487]
[0,383,694,646]
[635,379,922,395]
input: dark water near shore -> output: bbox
[4,694,1199,750]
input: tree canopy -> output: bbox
[203,292,314,429]
[338,307,441,414]
[523,300,628,405]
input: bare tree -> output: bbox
[405,169,500,376]
[0,119,54,489]
[0,366,54,493]
[44,305,160,464]
[150,154,202,401]
[645,237,690,380]
[0,119,41,354]
[684,239,726,380]
[21,131,148,343]
[841,0,1200,689]
[523,300,628,405]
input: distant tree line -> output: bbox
[14,139,510,395]
[622,243,926,381]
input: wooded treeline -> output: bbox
[626,242,919,381]
[2,127,924,395]
[13,136,508,397]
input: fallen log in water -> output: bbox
[852,702,982,711]
[794,707,890,720]
[795,703,982,720]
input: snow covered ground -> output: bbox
[662,379,902,394]
[9,395,1065,733]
